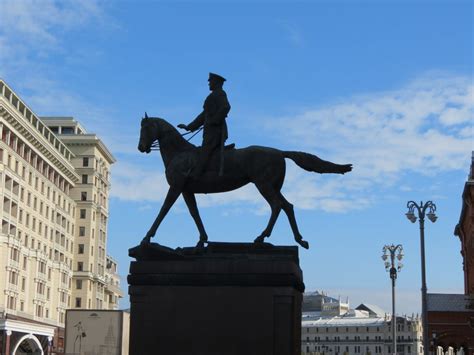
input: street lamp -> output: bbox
[382,244,404,355]
[406,200,437,355]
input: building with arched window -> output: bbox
[0,80,123,355]
[427,152,474,355]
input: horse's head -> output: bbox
[138,113,157,154]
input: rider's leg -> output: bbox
[193,142,217,176]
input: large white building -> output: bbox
[0,79,122,355]
[302,294,423,355]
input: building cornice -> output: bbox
[56,134,116,164]
[0,80,75,161]
[0,318,56,336]
[1,102,79,185]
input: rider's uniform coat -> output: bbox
[186,88,231,173]
[187,88,231,149]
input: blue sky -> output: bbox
[0,0,472,314]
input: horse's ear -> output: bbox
[144,112,149,119]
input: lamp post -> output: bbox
[382,244,404,355]
[406,200,437,355]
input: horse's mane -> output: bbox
[149,117,196,151]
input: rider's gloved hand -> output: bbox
[177,124,189,130]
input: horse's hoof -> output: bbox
[297,239,309,249]
[140,236,151,245]
[254,235,265,243]
[196,240,206,248]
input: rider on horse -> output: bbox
[178,73,231,176]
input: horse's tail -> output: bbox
[283,151,353,174]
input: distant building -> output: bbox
[0,80,122,355]
[427,152,474,354]
[303,291,350,317]
[302,300,423,355]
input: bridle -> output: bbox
[143,118,203,151]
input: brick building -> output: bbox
[427,152,474,354]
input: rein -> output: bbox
[150,127,203,151]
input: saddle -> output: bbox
[190,143,236,177]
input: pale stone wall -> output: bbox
[41,117,123,311]
[0,80,123,354]
[302,315,423,355]
[0,80,77,328]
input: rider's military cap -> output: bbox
[209,72,226,82]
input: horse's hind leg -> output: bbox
[182,191,208,247]
[279,192,309,249]
[254,183,282,243]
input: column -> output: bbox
[5,330,12,355]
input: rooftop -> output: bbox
[356,303,386,317]
[427,293,474,312]
[302,316,386,327]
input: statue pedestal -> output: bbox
[128,242,304,355]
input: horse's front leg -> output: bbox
[182,191,208,247]
[142,186,182,244]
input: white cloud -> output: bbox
[110,161,169,202]
[0,0,105,46]
[0,0,126,153]
[116,86,471,214]
[0,0,109,86]
[263,73,473,208]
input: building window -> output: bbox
[81,192,87,201]
[79,226,86,236]
[82,174,88,184]
[77,262,83,271]
[62,126,74,134]
[36,304,43,317]
[83,157,89,167]
[75,297,82,308]
[80,209,86,219]
[76,280,83,289]
[78,244,84,254]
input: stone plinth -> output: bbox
[128,242,304,355]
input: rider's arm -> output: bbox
[187,111,205,131]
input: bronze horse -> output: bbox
[137,116,352,248]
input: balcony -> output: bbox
[34,293,47,302]
[105,281,123,296]
[6,283,19,293]
[36,272,48,282]
[8,259,20,270]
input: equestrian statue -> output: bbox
[137,73,352,249]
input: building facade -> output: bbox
[0,80,122,355]
[427,152,474,355]
[302,309,423,355]
[41,117,122,312]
